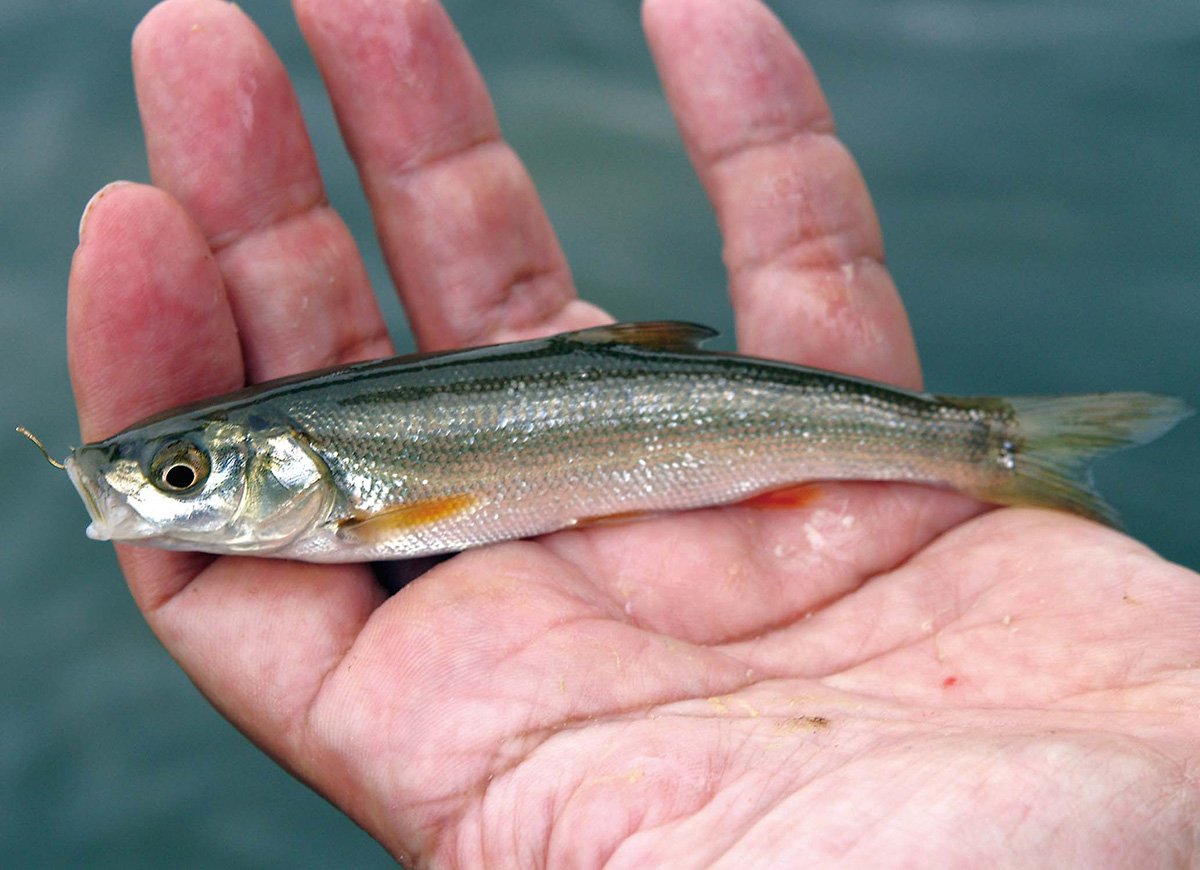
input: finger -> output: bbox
[133,0,392,380]
[70,184,242,447]
[644,0,921,388]
[68,182,241,605]
[68,181,385,804]
[293,0,607,350]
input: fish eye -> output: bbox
[149,441,211,494]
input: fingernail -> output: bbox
[78,180,135,244]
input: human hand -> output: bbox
[67,0,1200,864]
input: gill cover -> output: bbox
[235,424,335,550]
[66,415,333,554]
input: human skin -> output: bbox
[66,0,1200,865]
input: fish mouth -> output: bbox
[65,453,105,535]
[64,454,149,541]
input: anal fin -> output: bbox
[734,483,823,510]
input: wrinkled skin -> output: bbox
[68,0,1200,865]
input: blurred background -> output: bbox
[3,0,1197,865]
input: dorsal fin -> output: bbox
[566,321,718,352]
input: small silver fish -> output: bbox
[31,322,1191,561]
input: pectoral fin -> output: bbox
[337,494,479,543]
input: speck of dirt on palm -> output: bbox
[777,715,830,732]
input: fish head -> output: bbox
[65,413,334,555]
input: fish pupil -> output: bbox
[164,463,196,490]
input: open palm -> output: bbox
[68,0,1199,864]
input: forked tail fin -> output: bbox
[977,393,1192,527]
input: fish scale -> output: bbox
[273,343,1004,558]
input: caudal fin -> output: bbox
[981,393,1192,527]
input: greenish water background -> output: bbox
[3,1,1197,865]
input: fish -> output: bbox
[33,322,1191,562]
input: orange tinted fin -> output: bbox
[568,321,718,351]
[735,483,823,510]
[337,494,478,543]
